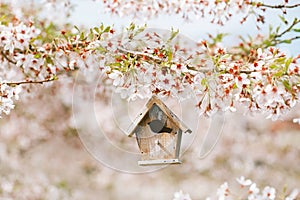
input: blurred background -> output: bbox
[0,0,300,199]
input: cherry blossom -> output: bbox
[0,82,22,117]
[217,182,229,200]
[248,183,260,200]
[101,0,297,25]
[285,189,299,200]
[262,186,276,200]
[236,176,252,187]
[173,190,191,200]
[182,177,298,200]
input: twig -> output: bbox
[0,50,17,64]
[4,77,57,86]
[257,3,300,9]
[117,46,212,73]
[117,46,164,64]
[275,36,300,45]
[276,18,300,39]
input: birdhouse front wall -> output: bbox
[139,132,177,161]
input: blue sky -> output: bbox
[69,0,300,56]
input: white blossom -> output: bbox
[236,176,252,186]
[173,190,191,200]
[262,186,276,200]
[217,182,229,200]
[285,189,299,200]
[108,70,125,86]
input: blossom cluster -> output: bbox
[1,1,300,122]
[1,14,300,121]
[102,0,253,24]
[0,21,41,54]
[173,176,299,200]
[99,26,300,121]
[101,0,299,26]
[196,47,300,120]
[0,82,21,117]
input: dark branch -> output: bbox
[4,77,57,86]
[275,36,300,45]
[257,3,300,9]
[117,46,212,72]
[0,50,17,64]
[276,18,300,39]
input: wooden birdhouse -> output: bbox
[127,96,192,166]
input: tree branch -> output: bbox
[275,36,300,45]
[275,18,300,39]
[4,77,57,86]
[0,50,17,64]
[257,2,300,9]
[117,46,212,73]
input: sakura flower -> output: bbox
[248,183,260,200]
[108,70,125,86]
[285,189,299,200]
[217,182,229,200]
[292,118,300,124]
[171,63,189,74]
[0,83,21,117]
[288,63,300,75]
[236,176,252,187]
[157,73,175,91]
[264,84,285,106]
[250,71,263,82]
[16,54,43,73]
[262,186,276,200]
[235,73,250,89]
[173,190,191,200]
[1,180,14,193]
[249,60,264,71]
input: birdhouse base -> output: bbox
[138,159,181,166]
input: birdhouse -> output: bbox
[127,96,192,166]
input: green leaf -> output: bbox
[73,25,80,33]
[34,53,41,59]
[45,56,54,65]
[293,28,300,32]
[201,78,207,86]
[134,24,146,36]
[110,62,121,67]
[285,57,293,68]
[213,33,229,44]
[269,64,278,70]
[281,39,291,44]
[278,15,288,24]
[275,26,280,34]
[103,26,111,33]
[127,23,135,31]
[93,27,100,34]
[167,49,173,62]
[0,15,7,22]
[282,80,292,92]
[232,83,238,89]
[80,32,85,40]
[167,28,179,43]
[274,57,286,64]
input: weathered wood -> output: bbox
[128,95,191,165]
[127,95,192,137]
[138,159,181,166]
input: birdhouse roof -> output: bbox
[127,95,192,137]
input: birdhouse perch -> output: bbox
[127,96,192,166]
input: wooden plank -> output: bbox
[139,132,177,161]
[138,159,181,166]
